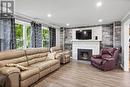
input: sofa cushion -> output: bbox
[25,48,49,66]
[91,58,102,65]
[31,61,51,71]
[50,60,59,66]
[102,49,111,55]
[31,60,59,71]
[0,50,28,67]
[101,54,112,59]
[27,57,47,65]
[20,67,39,81]
[50,47,62,53]
[102,48,116,56]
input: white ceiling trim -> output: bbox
[121,11,130,22]
[15,12,61,28]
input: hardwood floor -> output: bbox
[31,60,130,87]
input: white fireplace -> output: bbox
[72,26,102,60]
[72,40,100,60]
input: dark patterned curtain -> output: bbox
[10,18,16,49]
[49,27,56,47]
[0,15,16,51]
[31,22,42,48]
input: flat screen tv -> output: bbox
[76,30,92,40]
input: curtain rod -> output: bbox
[65,23,113,29]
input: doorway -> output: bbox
[122,15,130,72]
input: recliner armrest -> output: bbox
[62,50,70,55]
[55,54,62,60]
[103,57,115,61]
[92,55,102,58]
[0,67,20,75]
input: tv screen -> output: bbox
[76,30,92,40]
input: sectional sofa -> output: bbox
[0,48,61,87]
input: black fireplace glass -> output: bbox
[78,49,92,61]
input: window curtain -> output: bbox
[31,22,42,48]
[0,16,16,51]
[49,27,56,47]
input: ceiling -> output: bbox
[15,0,130,27]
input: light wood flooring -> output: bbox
[31,60,130,87]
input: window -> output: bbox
[15,20,31,49]
[42,27,49,48]
[26,26,31,48]
[15,24,23,49]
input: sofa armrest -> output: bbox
[0,67,20,87]
[0,67,20,75]
[55,54,62,60]
[62,50,70,55]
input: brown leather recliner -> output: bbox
[50,46,71,64]
[0,48,60,87]
[91,48,119,71]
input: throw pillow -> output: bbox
[47,52,56,60]
[6,64,28,71]
[15,64,28,71]
[6,63,17,67]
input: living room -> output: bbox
[0,0,130,87]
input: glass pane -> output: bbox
[26,26,31,48]
[42,27,49,47]
[15,24,23,49]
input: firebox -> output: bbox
[78,49,92,61]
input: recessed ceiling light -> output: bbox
[47,14,52,18]
[96,1,102,7]
[98,19,103,22]
[66,23,70,26]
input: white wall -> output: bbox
[121,13,130,71]
[56,28,60,46]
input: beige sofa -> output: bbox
[0,48,60,87]
[51,46,71,64]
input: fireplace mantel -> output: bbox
[72,40,101,42]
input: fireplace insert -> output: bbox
[78,49,92,61]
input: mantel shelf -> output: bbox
[72,40,101,42]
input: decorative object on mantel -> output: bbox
[95,36,98,40]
